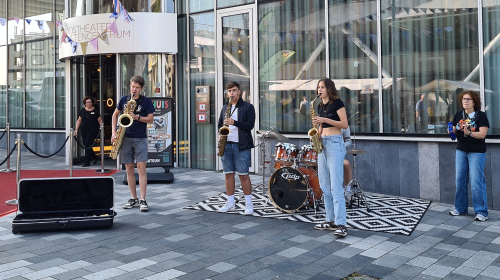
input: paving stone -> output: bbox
[393,264,425,277]
[406,256,438,268]
[421,264,455,278]
[420,248,450,259]
[442,273,475,280]
[448,248,478,259]
[372,253,410,269]
[462,251,500,270]
[480,266,500,279]
[359,248,388,259]
[453,266,483,277]
[357,263,395,279]
[333,246,363,258]
[322,263,357,279]
[143,269,187,280]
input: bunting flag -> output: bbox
[367,15,373,21]
[67,37,72,42]
[26,19,31,24]
[402,30,410,41]
[0,18,6,26]
[89,37,98,51]
[36,20,44,30]
[99,30,109,44]
[422,29,432,37]
[13,17,20,24]
[46,21,54,33]
[290,33,298,44]
[422,8,427,14]
[412,8,419,14]
[444,26,453,32]
[434,28,442,34]
[109,12,119,19]
[61,30,67,43]
[369,34,377,43]
[108,21,118,35]
[404,8,410,15]
[80,42,88,55]
[71,41,78,53]
[56,21,61,27]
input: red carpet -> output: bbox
[0,169,119,217]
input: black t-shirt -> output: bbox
[317,99,345,128]
[79,107,100,129]
[452,110,489,153]
[117,95,155,138]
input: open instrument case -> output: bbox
[11,177,116,234]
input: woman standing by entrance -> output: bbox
[312,78,349,237]
[75,96,103,167]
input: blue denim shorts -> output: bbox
[121,137,148,163]
[221,143,251,175]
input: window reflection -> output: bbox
[483,0,500,134]
[258,0,326,133]
[71,0,160,18]
[121,54,161,98]
[381,1,479,134]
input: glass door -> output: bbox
[216,6,257,172]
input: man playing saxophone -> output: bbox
[112,75,155,212]
[217,82,256,215]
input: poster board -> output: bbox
[146,97,174,167]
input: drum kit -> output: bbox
[257,124,370,215]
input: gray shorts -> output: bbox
[121,137,148,163]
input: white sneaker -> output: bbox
[449,209,461,216]
[244,203,253,215]
[475,214,488,222]
[218,201,235,212]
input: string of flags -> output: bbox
[0,0,134,56]
[58,0,134,55]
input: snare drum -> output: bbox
[268,166,322,212]
[300,145,318,166]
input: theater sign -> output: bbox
[59,12,177,59]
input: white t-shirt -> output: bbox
[227,105,239,142]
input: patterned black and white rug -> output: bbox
[184,186,431,236]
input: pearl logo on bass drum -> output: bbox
[281,172,301,180]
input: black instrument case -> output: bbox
[11,177,116,234]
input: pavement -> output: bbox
[1,149,500,280]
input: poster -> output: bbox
[146,97,174,167]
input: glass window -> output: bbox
[189,12,215,170]
[165,0,175,13]
[329,0,379,133]
[0,46,6,127]
[120,54,161,98]
[483,0,500,135]
[7,0,23,128]
[177,16,188,167]
[258,0,326,133]
[178,0,186,14]
[165,54,174,97]
[56,0,65,128]
[190,0,213,14]
[0,0,6,46]
[381,1,479,134]
[26,0,55,128]
[217,0,254,9]
[71,0,159,17]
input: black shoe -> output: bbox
[92,159,97,165]
[81,163,90,167]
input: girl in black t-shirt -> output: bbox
[449,91,489,221]
[75,96,102,167]
[312,78,349,237]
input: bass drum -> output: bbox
[268,166,321,212]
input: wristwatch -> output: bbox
[469,130,472,136]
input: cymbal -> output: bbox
[257,130,290,142]
[346,149,366,155]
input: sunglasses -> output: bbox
[462,98,472,102]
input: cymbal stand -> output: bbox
[346,126,370,212]
[256,131,271,197]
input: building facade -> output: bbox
[1,0,500,208]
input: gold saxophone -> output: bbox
[217,98,232,157]
[308,95,323,154]
[110,98,137,160]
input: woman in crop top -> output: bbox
[312,78,349,237]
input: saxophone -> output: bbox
[217,98,232,157]
[308,95,323,154]
[110,97,137,160]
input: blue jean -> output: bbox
[318,135,346,225]
[455,150,488,217]
[221,143,251,175]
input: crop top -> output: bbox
[317,99,345,128]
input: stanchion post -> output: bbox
[95,123,111,174]
[69,129,73,177]
[16,134,21,186]
[0,123,15,173]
